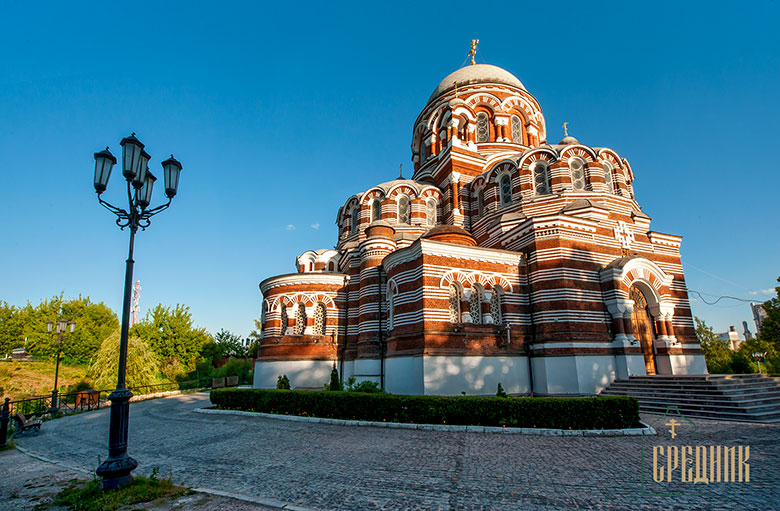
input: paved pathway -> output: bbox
[9,392,780,510]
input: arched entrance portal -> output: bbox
[630,286,657,375]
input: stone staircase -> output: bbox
[600,374,780,423]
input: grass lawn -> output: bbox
[0,360,90,401]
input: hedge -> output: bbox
[210,388,640,430]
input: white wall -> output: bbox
[253,360,334,390]
[422,355,530,396]
[532,355,618,395]
[670,354,708,375]
[384,357,424,395]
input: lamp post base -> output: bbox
[96,388,138,489]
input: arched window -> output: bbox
[532,161,551,195]
[490,286,503,324]
[294,303,307,335]
[511,115,523,144]
[458,116,468,141]
[308,262,313,272]
[476,112,490,143]
[280,305,288,335]
[569,157,586,191]
[448,283,462,323]
[469,285,483,324]
[350,207,359,233]
[602,161,616,194]
[425,198,436,225]
[371,199,381,222]
[421,140,427,163]
[328,261,335,272]
[477,189,484,216]
[261,301,268,338]
[499,175,512,206]
[313,303,326,336]
[398,195,410,224]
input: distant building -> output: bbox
[715,326,742,351]
[751,302,768,334]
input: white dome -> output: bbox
[428,64,526,104]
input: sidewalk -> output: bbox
[0,446,280,511]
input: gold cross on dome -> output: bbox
[468,39,479,65]
[563,122,569,137]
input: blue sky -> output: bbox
[1,1,778,338]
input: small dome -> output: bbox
[428,64,526,104]
[558,136,579,145]
[421,225,477,246]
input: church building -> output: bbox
[254,58,707,395]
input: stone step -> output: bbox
[600,374,780,424]
[639,404,780,423]
[604,384,780,399]
[603,392,780,413]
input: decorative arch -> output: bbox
[451,105,477,122]
[559,144,598,162]
[465,93,502,111]
[439,270,513,293]
[386,184,418,199]
[517,148,558,170]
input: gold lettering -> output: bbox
[681,446,693,482]
[694,445,709,484]
[667,446,678,482]
[739,446,750,482]
[710,445,721,483]
[724,446,736,482]
[653,446,665,482]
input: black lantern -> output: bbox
[120,133,145,181]
[132,151,151,189]
[161,155,182,198]
[94,148,117,193]
[138,171,156,209]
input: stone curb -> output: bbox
[14,444,94,475]
[194,407,656,436]
[192,487,321,511]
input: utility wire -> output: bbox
[686,289,757,305]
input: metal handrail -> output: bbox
[7,378,214,419]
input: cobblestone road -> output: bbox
[12,392,780,510]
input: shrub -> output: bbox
[210,388,640,430]
[328,365,341,391]
[276,375,290,390]
[496,383,507,398]
[348,380,383,393]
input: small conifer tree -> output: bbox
[276,374,291,389]
[496,382,508,398]
[328,364,342,391]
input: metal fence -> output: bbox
[8,378,217,419]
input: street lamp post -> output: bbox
[92,133,182,490]
[48,318,75,414]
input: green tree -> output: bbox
[89,330,161,389]
[328,364,341,391]
[213,329,247,358]
[248,318,262,342]
[757,277,780,347]
[0,295,118,363]
[696,316,734,374]
[0,301,24,356]
[130,304,211,370]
